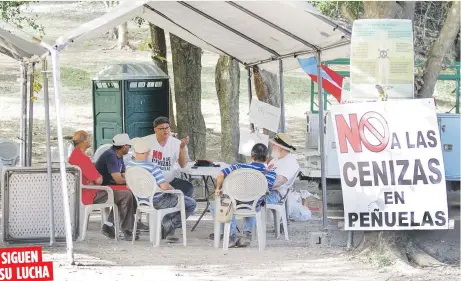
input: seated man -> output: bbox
[144,117,194,198]
[127,137,197,242]
[68,131,137,241]
[94,133,148,235]
[211,143,277,248]
[268,133,300,200]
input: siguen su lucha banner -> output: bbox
[330,98,449,230]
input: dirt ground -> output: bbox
[0,2,459,280]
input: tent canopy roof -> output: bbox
[0,21,48,62]
[92,62,169,80]
[57,1,351,72]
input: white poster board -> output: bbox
[249,99,281,132]
[330,99,448,230]
[238,130,269,156]
[350,19,415,101]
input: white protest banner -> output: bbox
[330,98,448,231]
[238,130,269,156]
[249,99,281,132]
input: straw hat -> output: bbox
[269,133,296,152]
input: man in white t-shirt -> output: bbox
[267,133,300,200]
[143,116,194,197]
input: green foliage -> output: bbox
[60,67,91,90]
[311,1,363,21]
[0,1,45,36]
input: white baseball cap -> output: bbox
[133,137,151,153]
[112,134,132,146]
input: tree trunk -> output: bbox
[418,1,460,98]
[363,1,396,19]
[104,1,118,39]
[149,23,177,132]
[253,66,281,139]
[355,231,443,268]
[117,22,129,49]
[170,34,206,160]
[215,56,245,164]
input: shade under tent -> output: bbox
[55,0,352,234]
[1,0,352,265]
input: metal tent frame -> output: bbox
[0,21,74,264]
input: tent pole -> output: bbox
[50,49,74,265]
[279,60,286,132]
[43,58,55,246]
[248,67,254,131]
[316,51,328,230]
[27,63,35,166]
[19,63,28,167]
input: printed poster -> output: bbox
[350,19,415,101]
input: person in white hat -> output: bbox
[267,133,300,201]
[127,137,197,242]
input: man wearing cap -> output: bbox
[127,137,197,242]
[268,133,300,200]
[68,131,137,241]
[143,116,194,198]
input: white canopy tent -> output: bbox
[56,1,351,72]
[0,21,74,264]
[55,1,352,233]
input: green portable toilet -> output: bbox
[92,62,170,149]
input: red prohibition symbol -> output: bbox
[358,111,389,152]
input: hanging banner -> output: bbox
[350,19,415,101]
[330,99,448,231]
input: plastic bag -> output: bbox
[287,191,312,222]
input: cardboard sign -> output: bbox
[238,130,269,156]
[249,99,281,132]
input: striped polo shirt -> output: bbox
[127,160,166,200]
[221,162,276,205]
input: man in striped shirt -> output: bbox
[127,137,196,242]
[212,143,278,248]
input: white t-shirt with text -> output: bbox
[144,134,181,183]
[267,153,300,197]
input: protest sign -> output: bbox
[330,99,448,230]
[0,246,53,281]
[239,130,269,156]
[249,99,281,133]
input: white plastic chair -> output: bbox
[92,144,112,163]
[126,166,187,247]
[266,189,290,241]
[266,169,299,240]
[213,168,269,251]
[73,166,120,241]
[0,140,19,167]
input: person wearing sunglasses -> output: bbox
[143,116,194,198]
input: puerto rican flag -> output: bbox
[298,57,344,103]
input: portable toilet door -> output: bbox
[92,63,170,149]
